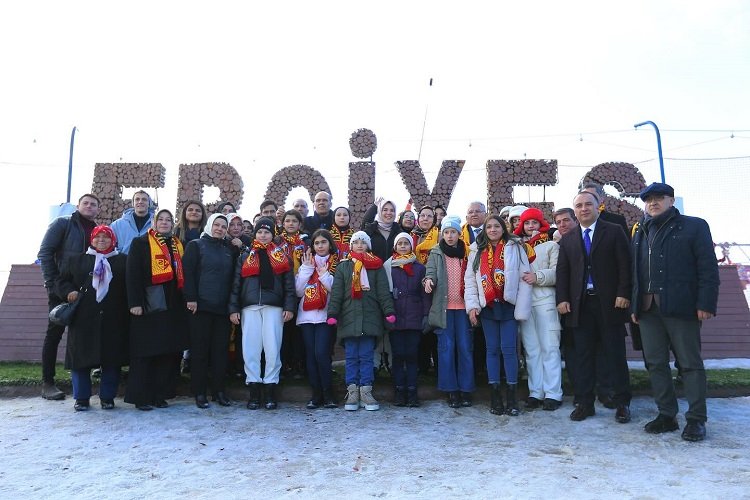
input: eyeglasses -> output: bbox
[467,210,486,215]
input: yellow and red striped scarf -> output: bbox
[280,230,306,274]
[349,251,383,299]
[331,225,353,261]
[241,241,291,277]
[147,228,184,289]
[414,226,439,264]
[302,254,338,311]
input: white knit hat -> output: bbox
[350,230,372,249]
[508,205,529,219]
[392,232,413,250]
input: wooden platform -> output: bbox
[1,264,748,363]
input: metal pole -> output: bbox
[66,126,77,203]
[634,120,665,183]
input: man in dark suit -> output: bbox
[580,182,629,236]
[556,191,632,423]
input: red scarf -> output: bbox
[349,251,383,299]
[479,242,506,305]
[147,228,185,289]
[527,232,549,247]
[241,241,291,277]
[331,225,353,260]
[390,251,415,276]
[302,254,338,311]
[280,230,306,274]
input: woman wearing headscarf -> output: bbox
[182,213,235,409]
[362,197,403,262]
[125,209,188,411]
[412,205,439,265]
[330,206,354,261]
[229,217,296,410]
[56,225,129,411]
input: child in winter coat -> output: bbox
[423,216,474,408]
[516,208,563,410]
[295,229,338,409]
[384,232,432,407]
[327,231,395,411]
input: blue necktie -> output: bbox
[584,228,593,287]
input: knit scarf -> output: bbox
[414,226,439,264]
[280,229,306,274]
[302,254,337,311]
[349,251,383,299]
[241,241,291,279]
[147,228,185,289]
[526,231,549,248]
[384,251,417,293]
[439,238,467,259]
[330,225,353,260]
[86,247,119,303]
[479,242,506,305]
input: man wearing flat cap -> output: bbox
[631,182,719,442]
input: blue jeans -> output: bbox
[72,366,120,400]
[436,309,475,392]
[481,317,519,384]
[344,336,376,386]
[389,329,421,388]
[300,322,334,391]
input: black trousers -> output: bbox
[571,294,631,407]
[125,354,177,406]
[189,312,230,396]
[42,292,66,382]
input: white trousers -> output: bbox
[241,304,283,384]
[520,302,563,400]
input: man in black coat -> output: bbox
[631,183,719,442]
[303,191,334,232]
[37,194,100,400]
[556,191,632,423]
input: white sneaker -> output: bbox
[359,385,380,411]
[344,384,359,411]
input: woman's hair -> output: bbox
[175,200,207,239]
[473,214,516,271]
[309,229,337,256]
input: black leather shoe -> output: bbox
[74,399,90,412]
[682,419,706,442]
[644,414,679,434]
[154,400,169,409]
[213,392,232,407]
[100,399,115,410]
[598,394,616,409]
[525,397,542,410]
[322,389,338,409]
[448,392,461,408]
[264,384,277,410]
[459,392,472,407]
[136,404,153,411]
[615,405,631,424]
[542,398,562,411]
[570,404,595,421]
[195,395,209,409]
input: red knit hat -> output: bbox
[514,208,550,236]
[90,225,117,253]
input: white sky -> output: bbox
[1,0,749,287]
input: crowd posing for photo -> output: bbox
[37,182,719,442]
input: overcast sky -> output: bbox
[1,0,749,286]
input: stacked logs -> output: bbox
[263,165,332,210]
[396,160,465,209]
[91,163,166,224]
[177,162,243,215]
[348,161,376,228]
[349,128,377,159]
[582,162,647,228]
[486,159,558,222]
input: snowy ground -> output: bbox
[1,395,749,499]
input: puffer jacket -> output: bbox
[110,207,154,254]
[229,249,296,314]
[182,234,235,315]
[327,259,395,342]
[385,260,431,331]
[527,240,558,306]
[37,211,93,289]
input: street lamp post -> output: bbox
[67,126,77,204]
[634,120,665,183]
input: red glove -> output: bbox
[385,315,396,324]
[327,318,338,325]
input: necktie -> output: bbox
[583,228,592,254]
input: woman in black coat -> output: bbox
[56,225,129,411]
[362,197,403,262]
[125,209,189,411]
[182,213,235,409]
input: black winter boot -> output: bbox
[264,383,278,410]
[505,383,520,416]
[406,387,420,407]
[394,386,407,407]
[246,383,261,410]
[490,383,504,415]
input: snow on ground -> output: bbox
[1,396,749,499]
[627,358,750,370]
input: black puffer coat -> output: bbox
[182,234,235,315]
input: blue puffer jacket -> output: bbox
[110,207,154,254]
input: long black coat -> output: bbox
[126,234,189,357]
[556,219,632,328]
[56,253,129,370]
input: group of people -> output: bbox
[37,182,719,442]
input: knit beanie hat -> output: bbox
[508,205,528,220]
[254,216,275,234]
[513,207,551,236]
[499,205,513,218]
[392,232,413,250]
[350,230,372,250]
[440,215,462,234]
